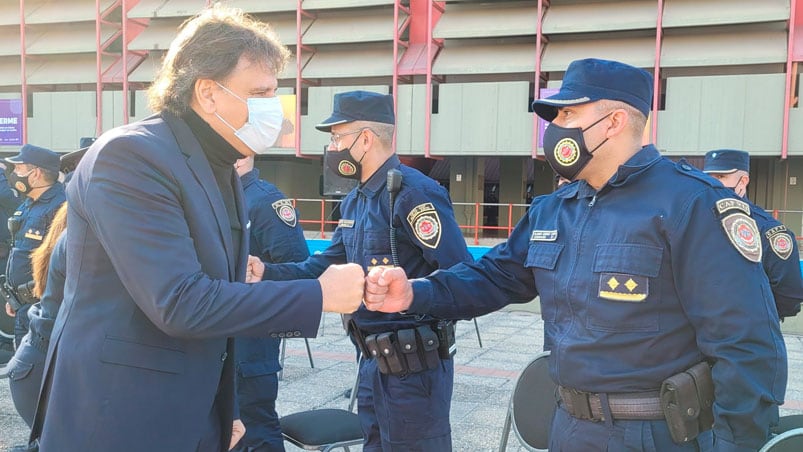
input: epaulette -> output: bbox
[672,159,720,187]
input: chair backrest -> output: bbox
[759,427,803,452]
[775,414,803,434]
[510,351,557,451]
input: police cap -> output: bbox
[703,149,750,174]
[4,144,61,173]
[532,58,653,122]
[316,90,395,132]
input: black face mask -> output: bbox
[325,133,366,180]
[542,113,611,181]
[7,168,34,195]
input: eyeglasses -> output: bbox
[329,128,368,148]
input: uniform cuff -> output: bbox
[409,279,433,314]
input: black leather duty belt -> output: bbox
[558,385,664,421]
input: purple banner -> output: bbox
[0,99,23,146]
[536,88,559,148]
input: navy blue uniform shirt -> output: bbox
[6,183,65,287]
[406,146,786,451]
[746,199,803,319]
[265,154,472,333]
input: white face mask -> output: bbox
[215,82,284,154]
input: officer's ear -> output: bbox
[194,78,218,114]
[606,109,629,138]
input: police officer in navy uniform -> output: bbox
[2,144,65,348]
[233,155,309,452]
[365,59,786,451]
[703,149,803,320]
[0,163,20,365]
[257,90,473,451]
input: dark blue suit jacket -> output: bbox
[32,112,323,452]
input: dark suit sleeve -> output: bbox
[80,137,322,339]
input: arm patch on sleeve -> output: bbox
[272,199,297,227]
[407,202,441,249]
[766,225,793,260]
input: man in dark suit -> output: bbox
[28,5,364,452]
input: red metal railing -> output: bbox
[290,198,529,244]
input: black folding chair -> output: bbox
[760,427,803,452]
[498,351,556,451]
[280,356,363,451]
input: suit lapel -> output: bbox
[163,112,235,279]
[232,172,249,282]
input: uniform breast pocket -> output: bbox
[524,242,563,323]
[587,244,663,333]
[363,230,392,269]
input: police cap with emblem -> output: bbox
[4,144,61,173]
[702,149,750,174]
[316,90,395,132]
[531,58,653,122]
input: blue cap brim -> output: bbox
[315,117,349,132]
[532,89,594,121]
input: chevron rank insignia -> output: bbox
[598,273,648,302]
[407,202,441,249]
[366,254,394,271]
[271,199,297,227]
[766,225,793,260]
[721,212,761,263]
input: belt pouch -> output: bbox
[435,321,456,359]
[416,325,441,370]
[397,328,423,373]
[687,362,714,431]
[661,369,702,443]
[347,319,370,358]
[376,332,405,375]
[364,334,391,374]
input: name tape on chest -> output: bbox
[765,225,793,260]
[407,202,441,249]
[530,230,558,242]
[337,219,355,228]
[271,199,297,228]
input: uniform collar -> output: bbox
[608,145,661,187]
[358,154,401,197]
[240,168,260,188]
[556,145,661,199]
[33,181,64,204]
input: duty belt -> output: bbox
[558,386,664,421]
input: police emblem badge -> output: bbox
[407,202,441,249]
[554,138,580,166]
[271,199,297,227]
[721,213,761,263]
[765,225,793,260]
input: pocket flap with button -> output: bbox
[525,243,564,270]
[593,244,663,277]
[397,328,418,354]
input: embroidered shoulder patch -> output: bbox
[715,198,750,216]
[271,199,297,227]
[765,225,793,260]
[407,202,441,249]
[721,212,761,263]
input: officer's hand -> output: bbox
[5,302,15,317]
[245,255,264,283]
[319,263,364,313]
[229,419,245,450]
[364,267,413,313]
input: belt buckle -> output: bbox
[565,388,596,421]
